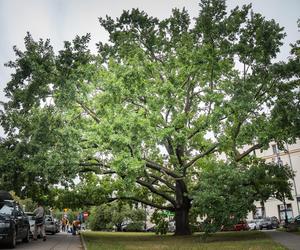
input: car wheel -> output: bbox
[23,228,29,243]
[8,228,16,248]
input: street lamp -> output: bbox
[277,156,289,225]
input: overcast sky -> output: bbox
[0,0,299,130]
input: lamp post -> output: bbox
[286,143,300,215]
[277,156,289,225]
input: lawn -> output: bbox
[81,231,286,250]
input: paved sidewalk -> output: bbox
[0,232,83,250]
[264,230,300,250]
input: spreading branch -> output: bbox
[136,179,176,206]
[108,197,174,211]
[144,158,182,179]
[184,143,219,169]
[77,101,100,123]
[148,173,176,191]
[235,143,263,162]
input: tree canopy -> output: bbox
[0,0,299,235]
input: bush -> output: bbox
[123,222,145,232]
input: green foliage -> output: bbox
[87,201,146,231]
[0,0,299,235]
[150,210,170,235]
[192,159,294,234]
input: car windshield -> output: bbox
[0,201,14,215]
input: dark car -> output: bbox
[290,215,300,226]
[259,217,273,230]
[270,216,279,229]
[0,191,30,248]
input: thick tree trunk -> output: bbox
[174,180,191,235]
[175,206,191,235]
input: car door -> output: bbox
[14,204,25,239]
[19,207,29,237]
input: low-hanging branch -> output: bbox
[136,179,176,206]
[107,196,175,211]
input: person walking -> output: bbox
[33,202,46,241]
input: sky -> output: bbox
[0,0,299,135]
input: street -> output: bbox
[0,232,82,250]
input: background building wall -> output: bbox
[248,139,300,220]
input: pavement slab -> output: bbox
[264,230,300,250]
[0,232,83,250]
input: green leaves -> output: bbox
[0,0,298,235]
[192,158,293,233]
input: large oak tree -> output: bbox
[1,0,299,235]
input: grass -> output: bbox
[81,231,287,250]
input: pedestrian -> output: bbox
[33,202,46,241]
[61,217,66,232]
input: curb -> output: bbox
[80,232,88,250]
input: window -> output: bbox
[272,144,278,155]
[0,201,14,215]
[278,204,293,221]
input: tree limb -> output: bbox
[147,173,176,191]
[184,143,219,169]
[144,158,182,179]
[235,143,263,162]
[77,101,100,123]
[136,179,176,206]
[108,197,175,211]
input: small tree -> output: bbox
[192,158,294,235]
[88,201,146,231]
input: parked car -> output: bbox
[54,218,60,233]
[0,191,30,248]
[45,215,57,234]
[289,215,300,226]
[234,221,249,231]
[247,220,258,230]
[270,216,279,229]
[146,226,156,232]
[24,212,35,237]
[222,221,249,231]
[259,217,273,230]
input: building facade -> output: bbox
[248,139,300,221]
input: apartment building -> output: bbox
[248,139,300,221]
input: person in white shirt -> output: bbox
[33,203,46,241]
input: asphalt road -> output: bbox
[0,232,82,250]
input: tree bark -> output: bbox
[174,180,191,235]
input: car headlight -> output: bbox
[0,222,10,228]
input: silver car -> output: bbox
[45,215,57,234]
